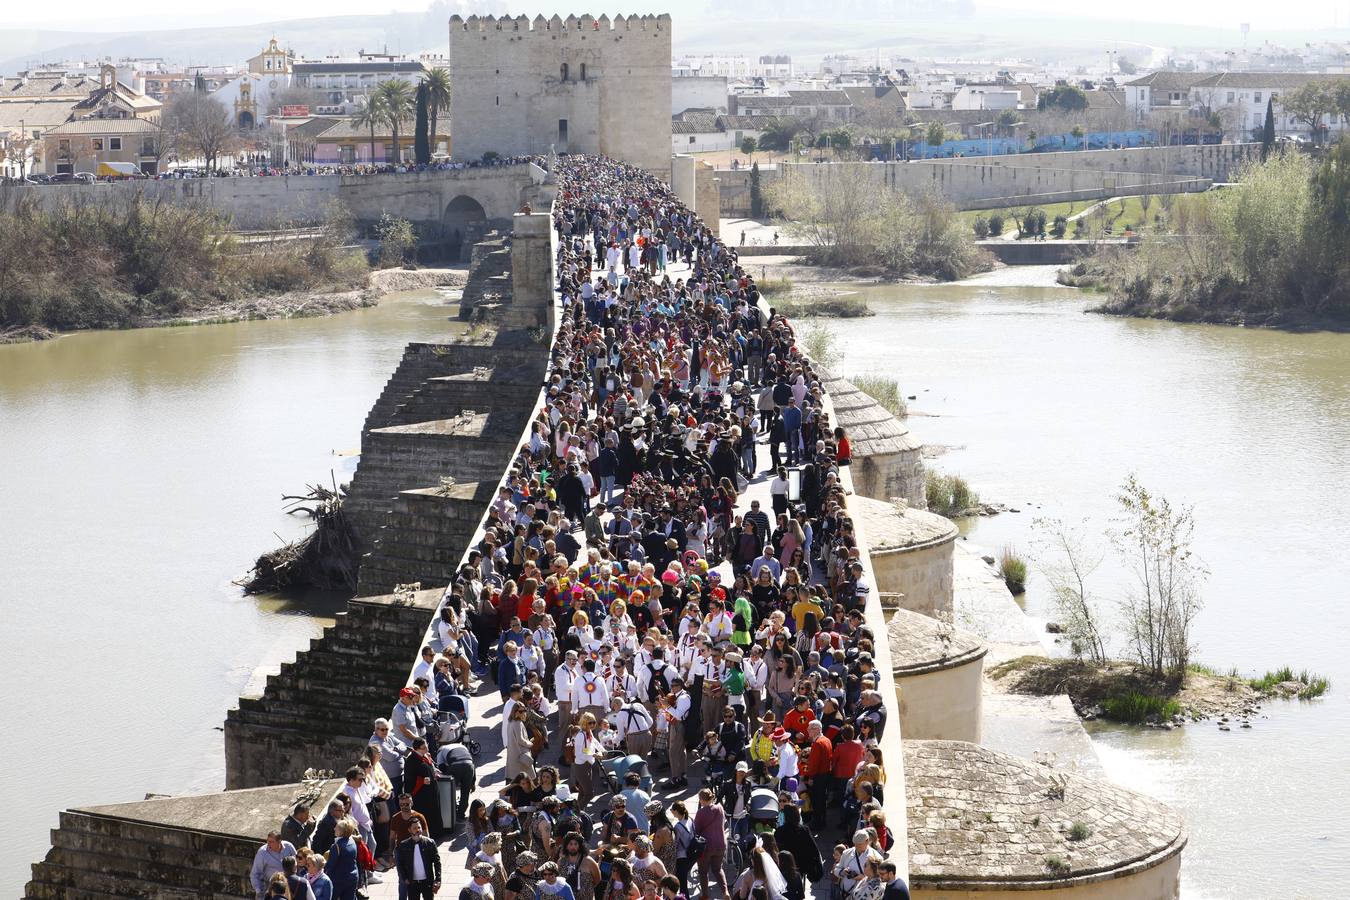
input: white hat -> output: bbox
[556,784,574,802]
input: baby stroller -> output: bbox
[602,751,653,795]
[747,787,779,836]
[435,708,481,758]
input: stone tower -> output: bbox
[448,13,672,177]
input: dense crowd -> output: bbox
[248,155,906,900]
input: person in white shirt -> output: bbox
[772,729,799,785]
[660,678,692,787]
[834,831,880,895]
[610,695,655,758]
[570,658,611,722]
[411,645,438,701]
[339,766,375,858]
[554,650,579,745]
[571,712,604,810]
[607,657,639,701]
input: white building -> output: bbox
[951,84,1020,110]
[1125,70,1349,139]
[672,76,729,115]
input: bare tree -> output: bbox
[1111,476,1206,679]
[1034,517,1108,663]
[165,93,234,172]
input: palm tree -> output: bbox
[376,79,415,164]
[422,68,451,155]
[353,94,387,165]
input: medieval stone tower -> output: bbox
[448,13,672,177]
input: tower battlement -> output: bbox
[447,10,672,176]
[450,13,670,32]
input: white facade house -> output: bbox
[1125,70,1348,139]
[672,76,729,115]
[951,84,1020,110]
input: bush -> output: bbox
[800,322,839,367]
[999,546,1028,593]
[1044,855,1072,877]
[756,276,793,296]
[1051,215,1069,238]
[851,374,907,417]
[1068,822,1092,842]
[926,472,979,517]
[375,214,418,268]
[1249,667,1331,699]
[988,214,1004,236]
[973,217,990,238]
[1101,692,1180,724]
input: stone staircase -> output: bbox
[355,482,497,597]
[224,589,441,789]
[456,233,512,322]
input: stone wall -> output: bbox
[0,164,545,232]
[721,144,1259,214]
[448,14,672,176]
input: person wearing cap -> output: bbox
[748,712,777,766]
[504,850,540,900]
[631,834,668,881]
[834,831,880,897]
[599,794,640,845]
[771,726,799,787]
[463,862,496,900]
[536,861,578,900]
[395,816,441,900]
[392,688,424,750]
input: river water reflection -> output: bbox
[827,268,1350,899]
[0,291,462,893]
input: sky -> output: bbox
[1,0,1348,32]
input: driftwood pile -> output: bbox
[240,481,360,594]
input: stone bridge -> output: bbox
[0,162,551,236]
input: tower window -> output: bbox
[580,63,587,81]
[560,62,569,82]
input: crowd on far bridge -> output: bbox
[247,154,907,900]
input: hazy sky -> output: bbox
[1,0,1347,33]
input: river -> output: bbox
[0,290,462,894]
[826,267,1350,899]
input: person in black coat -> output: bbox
[776,804,824,882]
[658,506,687,552]
[310,800,344,855]
[395,818,442,900]
[404,740,443,836]
[556,465,587,525]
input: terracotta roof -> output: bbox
[71,83,160,111]
[716,115,775,130]
[0,74,98,99]
[1084,89,1124,109]
[315,117,432,140]
[670,111,720,134]
[0,100,80,131]
[286,117,342,140]
[906,740,1187,888]
[44,118,159,135]
[739,96,794,108]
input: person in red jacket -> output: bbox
[830,724,866,828]
[802,720,834,828]
[783,695,816,745]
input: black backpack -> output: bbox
[647,663,671,702]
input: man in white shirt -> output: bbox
[698,645,728,736]
[554,649,579,741]
[772,730,798,785]
[661,677,692,787]
[611,695,655,758]
[606,243,621,272]
[396,817,442,900]
[834,831,880,895]
[571,657,611,723]
[743,645,769,724]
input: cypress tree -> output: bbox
[1261,96,1276,161]
[414,82,431,166]
[749,162,764,219]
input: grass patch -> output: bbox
[800,322,839,367]
[774,293,872,318]
[851,374,907,417]
[1067,822,1092,842]
[926,472,979,518]
[1044,855,1072,877]
[1101,692,1180,724]
[756,276,794,296]
[998,545,1027,594]
[1249,667,1330,699]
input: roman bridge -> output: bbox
[0,162,551,238]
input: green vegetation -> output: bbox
[0,195,365,335]
[1249,667,1331,699]
[375,214,418,268]
[1083,142,1350,326]
[800,322,839,367]
[1068,822,1092,842]
[768,173,990,279]
[987,214,1004,236]
[1038,84,1088,112]
[773,294,871,318]
[1044,855,1072,877]
[851,374,907,417]
[999,546,1028,594]
[926,472,979,517]
[755,276,794,296]
[749,162,765,219]
[1102,691,1181,724]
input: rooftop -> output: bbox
[850,494,957,554]
[44,117,159,135]
[906,740,1186,888]
[78,779,341,841]
[818,370,923,457]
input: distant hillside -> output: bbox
[2,7,1347,72]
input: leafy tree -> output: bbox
[925,122,946,147]
[1039,84,1089,113]
[422,67,452,155]
[1051,214,1068,238]
[376,79,414,164]
[973,216,989,238]
[1112,476,1206,679]
[1034,517,1108,663]
[995,109,1019,137]
[988,214,1004,236]
[1283,81,1336,143]
[1070,124,1086,150]
[414,82,431,165]
[1116,57,1138,75]
[756,118,798,152]
[749,161,764,218]
[740,136,757,160]
[164,92,234,172]
[353,94,387,165]
[1260,96,1276,161]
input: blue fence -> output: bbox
[864,129,1162,160]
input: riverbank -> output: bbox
[0,267,467,343]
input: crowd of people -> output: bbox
[249,154,906,900]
